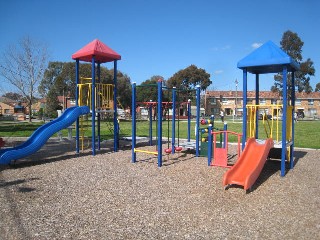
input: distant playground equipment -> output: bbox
[210,130,242,168]
[199,115,223,157]
[200,116,242,168]
[131,79,200,167]
[222,41,300,191]
[72,39,121,155]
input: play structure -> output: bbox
[131,79,201,167]
[222,41,300,190]
[0,39,121,164]
[0,106,89,164]
[72,39,121,155]
[200,116,242,168]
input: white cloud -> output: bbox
[214,70,223,74]
[252,42,263,49]
[211,45,231,51]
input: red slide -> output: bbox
[223,138,274,191]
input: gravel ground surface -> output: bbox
[0,137,319,239]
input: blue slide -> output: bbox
[0,106,90,164]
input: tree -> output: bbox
[315,82,320,92]
[167,65,211,90]
[39,62,131,115]
[38,62,64,97]
[0,36,49,122]
[136,76,164,103]
[1,92,23,101]
[113,70,131,109]
[272,30,315,93]
[166,65,211,102]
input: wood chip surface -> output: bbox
[0,138,319,239]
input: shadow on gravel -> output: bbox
[248,150,308,193]
[0,177,40,189]
[6,139,113,169]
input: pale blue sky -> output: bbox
[0,0,319,95]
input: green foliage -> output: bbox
[167,64,211,91]
[136,76,163,103]
[39,62,131,110]
[113,70,131,109]
[315,82,320,92]
[272,30,315,93]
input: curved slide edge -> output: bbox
[0,106,90,165]
[223,138,274,191]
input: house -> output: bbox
[205,90,320,118]
[0,101,14,115]
[0,97,27,120]
[57,96,76,110]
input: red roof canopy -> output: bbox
[72,39,121,63]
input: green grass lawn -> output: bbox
[0,119,319,149]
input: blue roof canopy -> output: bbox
[237,41,300,74]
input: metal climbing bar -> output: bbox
[134,148,158,155]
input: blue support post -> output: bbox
[149,100,153,146]
[75,59,80,153]
[187,99,191,142]
[113,60,119,152]
[132,82,136,163]
[281,66,288,177]
[207,124,213,166]
[157,79,163,167]
[172,87,176,154]
[255,74,259,139]
[196,85,201,157]
[97,63,101,150]
[242,69,248,150]
[91,57,96,156]
[290,71,295,169]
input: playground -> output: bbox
[0,39,319,238]
[0,138,319,239]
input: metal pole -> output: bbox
[97,63,101,150]
[187,99,191,142]
[207,124,212,166]
[157,79,163,167]
[75,59,80,153]
[132,82,136,163]
[91,57,96,156]
[281,66,288,177]
[242,69,248,150]
[290,71,295,169]
[149,100,152,146]
[113,60,118,152]
[255,74,259,139]
[196,85,200,157]
[172,87,176,154]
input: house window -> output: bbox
[308,99,314,106]
[209,98,216,105]
[271,99,277,105]
[222,98,228,104]
[260,98,266,105]
[296,99,301,106]
[4,109,10,114]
